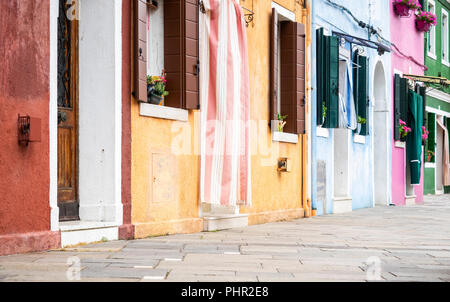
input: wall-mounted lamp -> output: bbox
[18,115,41,146]
[277,157,292,172]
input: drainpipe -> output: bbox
[302,0,313,218]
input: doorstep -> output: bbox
[405,195,416,206]
[332,197,353,214]
[203,214,249,232]
[59,221,119,248]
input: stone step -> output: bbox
[201,203,238,215]
[202,214,248,232]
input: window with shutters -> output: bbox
[393,73,409,141]
[427,0,437,60]
[442,9,449,66]
[270,6,306,136]
[352,50,369,136]
[134,0,199,110]
[316,28,339,129]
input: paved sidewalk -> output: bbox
[1,195,450,282]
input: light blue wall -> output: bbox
[311,0,392,215]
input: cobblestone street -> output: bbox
[1,195,449,282]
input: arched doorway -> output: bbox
[373,61,389,205]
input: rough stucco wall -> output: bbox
[311,0,391,214]
[131,0,309,236]
[239,0,306,222]
[0,1,51,235]
[120,0,134,239]
[424,0,450,94]
[390,0,425,205]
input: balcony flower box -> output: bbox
[393,0,422,17]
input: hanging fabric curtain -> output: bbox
[199,0,251,206]
[338,62,357,129]
[436,119,450,186]
[406,90,423,185]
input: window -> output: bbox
[134,0,199,110]
[427,0,436,59]
[442,9,449,65]
[270,6,306,134]
[393,74,409,141]
[352,50,369,136]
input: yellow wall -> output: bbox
[131,0,311,238]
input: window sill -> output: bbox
[139,102,188,122]
[442,60,450,67]
[427,52,437,60]
[425,162,436,168]
[353,134,366,144]
[272,131,298,144]
[316,126,329,138]
[395,141,406,149]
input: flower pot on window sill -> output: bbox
[394,3,411,17]
[416,20,432,32]
[148,94,164,106]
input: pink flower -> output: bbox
[399,119,406,126]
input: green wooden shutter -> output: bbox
[427,112,436,161]
[323,35,339,128]
[399,78,409,126]
[316,28,324,126]
[394,74,401,141]
[419,86,427,129]
[358,55,369,136]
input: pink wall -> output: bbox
[390,1,425,205]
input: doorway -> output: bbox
[373,61,389,205]
[436,116,444,193]
[57,0,79,221]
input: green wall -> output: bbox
[424,167,436,194]
[424,0,450,94]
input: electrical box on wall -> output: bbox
[277,157,291,172]
[18,115,41,146]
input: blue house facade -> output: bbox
[311,0,392,215]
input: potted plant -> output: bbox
[147,73,169,105]
[415,10,437,32]
[393,0,421,17]
[276,113,287,132]
[322,104,327,125]
[426,150,435,162]
[399,119,412,141]
[356,116,366,134]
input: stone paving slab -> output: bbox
[0,194,449,282]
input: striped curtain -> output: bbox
[199,0,251,206]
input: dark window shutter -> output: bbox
[394,74,409,141]
[394,74,401,140]
[134,0,148,102]
[316,28,324,126]
[358,55,369,136]
[427,112,436,157]
[270,8,278,122]
[296,23,306,134]
[323,35,339,128]
[164,0,199,109]
[399,77,409,125]
[184,0,199,109]
[279,21,305,134]
[419,86,427,126]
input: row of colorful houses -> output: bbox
[0,0,448,256]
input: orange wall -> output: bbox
[130,0,310,238]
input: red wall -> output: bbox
[119,0,134,239]
[0,1,51,235]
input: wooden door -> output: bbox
[57,0,79,221]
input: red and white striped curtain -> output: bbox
[199,0,251,206]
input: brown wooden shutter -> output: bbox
[134,0,148,102]
[164,0,199,109]
[280,21,306,134]
[184,0,200,109]
[270,8,278,123]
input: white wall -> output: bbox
[78,0,122,223]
